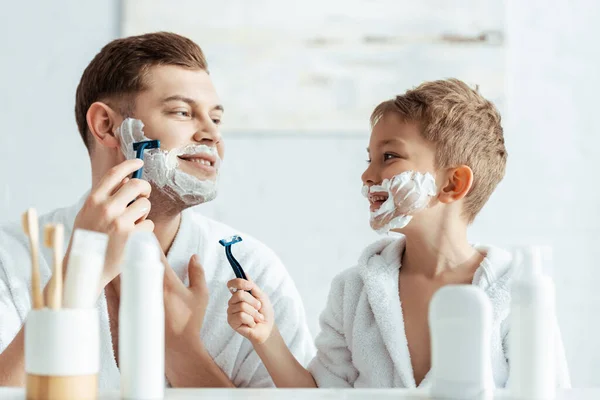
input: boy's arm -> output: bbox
[254,326,317,388]
[226,278,317,388]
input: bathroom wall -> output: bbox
[0,0,598,387]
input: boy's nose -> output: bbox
[361,164,379,186]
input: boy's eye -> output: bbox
[384,153,396,161]
[212,118,222,125]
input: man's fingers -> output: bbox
[188,254,207,291]
[163,259,186,292]
[95,159,144,198]
[114,197,151,229]
[228,289,261,311]
[111,178,152,210]
[110,177,130,197]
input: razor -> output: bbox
[131,140,161,179]
[219,235,248,280]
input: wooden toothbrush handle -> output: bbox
[30,242,44,309]
[48,252,62,309]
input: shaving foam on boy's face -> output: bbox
[362,170,438,234]
[116,118,222,205]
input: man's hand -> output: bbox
[161,254,235,388]
[226,278,274,345]
[70,159,154,291]
[163,254,209,352]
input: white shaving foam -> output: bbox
[116,118,221,206]
[362,170,437,234]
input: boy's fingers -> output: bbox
[228,290,261,310]
[236,312,257,328]
[229,302,264,322]
[227,278,254,292]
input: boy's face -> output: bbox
[122,65,225,182]
[362,113,440,231]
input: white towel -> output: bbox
[0,195,315,388]
[308,236,571,388]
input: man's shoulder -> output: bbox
[0,203,79,282]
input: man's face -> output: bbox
[127,65,225,182]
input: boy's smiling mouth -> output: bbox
[368,192,389,212]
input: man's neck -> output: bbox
[149,209,182,256]
[400,221,483,279]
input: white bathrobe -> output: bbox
[308,236,571,388]
[0,195,315,389]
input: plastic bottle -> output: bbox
[119,231,165,399]
[509,245,556,399]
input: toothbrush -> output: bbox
[22,208,44,309]
[131,140,160,179]
[43,223,64,310]
[219,235,248,281]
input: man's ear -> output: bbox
[86,102,122,149]
[438,165,474,204]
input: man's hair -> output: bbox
[370,78,507,222]
[75,32,208,152]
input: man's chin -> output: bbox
[149,182,218,210]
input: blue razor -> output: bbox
[131,140,160,179]
[219,235,248,281]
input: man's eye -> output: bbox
[384,153,396,161]
[173,110,190,117]
[212,118,222,125]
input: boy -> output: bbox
[225,79,571,388]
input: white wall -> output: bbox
[0,0,599,388]
[0,0,120,221]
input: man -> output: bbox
[0,32,314,388]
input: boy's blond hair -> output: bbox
[371,78,507,222]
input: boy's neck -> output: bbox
[400,224,483,279]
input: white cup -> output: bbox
[25,308,100,376]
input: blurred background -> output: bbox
[1,0,599,387]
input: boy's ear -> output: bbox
[438,165,474,204]
[86,101,122,150]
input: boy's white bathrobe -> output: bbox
[308,236,571,388]
[0,195,315,389]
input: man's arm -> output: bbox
[165,339,234,387]
[162,254,235,387]
[0,327,25,386]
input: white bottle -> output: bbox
[429,284,494,400]
[509,246,556,400]
[63,229,108,309]
[119,231,165,400]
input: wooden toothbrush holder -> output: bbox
[25,308,99,400]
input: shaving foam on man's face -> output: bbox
[362,170,438,234]
[116,118,222,205]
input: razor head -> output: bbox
[133,139,161,151]
[132,140,161,160]
[219,235,243,247]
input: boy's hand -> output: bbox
[70,159,154,290]
[226,278,274,345]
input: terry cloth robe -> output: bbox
[307,236,570,388]
[0,194,315,389]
